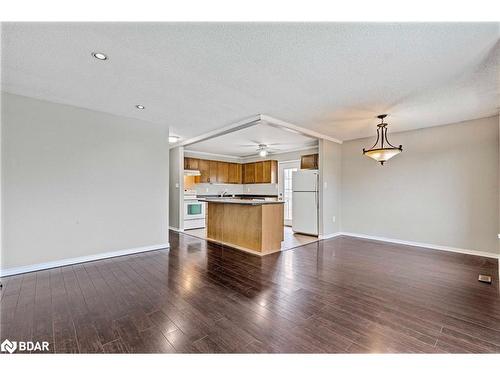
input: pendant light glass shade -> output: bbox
[363,114,403,165]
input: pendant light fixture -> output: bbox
[363,114,403,165]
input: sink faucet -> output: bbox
[220,190,228,197]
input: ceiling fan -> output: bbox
[238,140,301,157]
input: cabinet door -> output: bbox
[271,160,278,183]
[243,163,255,183]
[188,158,199,170]
[301,154,319,169]
[237,163,242,183]
[261,160,278,183]
[217,162,229,183]
[209,160,218,183]
[262,161,271,183]
[254,161,264,183]
[198,159,210,183]
[228,163,241,184]
[184,157,190,170]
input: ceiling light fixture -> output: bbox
[258,144,268,157]
[363,114,403,165]
[91,52,108,61]
[135,105,145,110]
[169,135,180,144]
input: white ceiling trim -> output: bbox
[174,115,261,149]
[239,145,319,161]
[183,149,243,161]
[261,115,343,144]
[174,113,341,150]
[185,144,320,162]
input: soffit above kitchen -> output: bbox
[1,22,498,141]
[185,122,318,157]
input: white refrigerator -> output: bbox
[292,169,319,236]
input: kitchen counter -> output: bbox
[198,197,285,205]
[204,199,284,255]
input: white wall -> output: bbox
[341,115,499,255]
[319,139,342,236]
[241,146,318,163]
[1,93,170,272]
[183,150,240,163]
[169,146,184,229]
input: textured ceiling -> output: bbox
[1,22,498,141]
[185,122,318,156]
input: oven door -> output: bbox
[184,201,205,220]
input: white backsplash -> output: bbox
[193,183,278,196]
[193,183,244,196]
[242,183,279,195]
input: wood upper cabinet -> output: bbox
[217,161,229,184]
[228,163,242,184]
[262,160,278,183]
[184,157,199,170]
[243,163,255,184]
[185,157,276,184]
[254,162,264,183]
[242,160,277,184]
[209,160,218,183]
[300,154,319,170]
[197,159,210,183]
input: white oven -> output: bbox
[184,200,205,219]
[183,199,206,229]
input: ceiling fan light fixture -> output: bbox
[363,114,403,165]
[259,148,268,157]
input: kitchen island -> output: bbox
[199,198,285,256]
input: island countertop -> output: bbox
[198,197,285,205]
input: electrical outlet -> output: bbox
[324,182,328,189]
[175,183,179,188]
[332,216,336,223]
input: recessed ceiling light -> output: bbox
[169,136,180,144]
[136,105,145,110]
[91,52,108,61]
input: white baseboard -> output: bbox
[0,242,170,277]
[338,232,499,260]
[319,232,342,240]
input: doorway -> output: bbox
[278,160,300,226]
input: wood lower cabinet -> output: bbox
[300,153,319,170]
[185,157,277,184]
[206,201,284,254]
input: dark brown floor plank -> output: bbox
[1,231,498,353]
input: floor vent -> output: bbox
[478,274,492,284]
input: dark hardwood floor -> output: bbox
[1,231,499,353]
